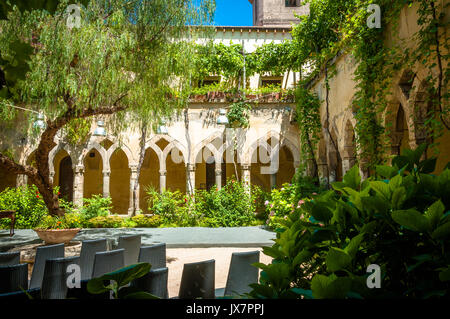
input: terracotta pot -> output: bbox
[34,228,81,245]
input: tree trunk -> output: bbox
[132,124,147,216]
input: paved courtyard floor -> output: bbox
[0,226,276,297]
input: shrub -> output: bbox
[80,195,112,220]
[35,212,84,230]
[87,215,125,228]
[146,187,201,226]
[131,214,163,228]
[194,179,256,227]
[0,185,47,229]
[248,144,450,299]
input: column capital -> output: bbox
[74,165,84,174]
[215,169,222,176]
[241,164,251,170]
[102,170,111,176]
[187,164,196,172]
[159,170,167,176]
[129,165,138,173]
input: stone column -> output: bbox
[270,174,277,190]
[294,161,301,174]
[102,170,111,198]
[73,165,84,208]
[16,174,28,187]
[215,168,222,190]
[318,162,329,185]
[186,164,196,194]
[342,158,353,176]
[241,164,251,195]
[128,165,138,216]
[159,170,167,193]
[49,172,55,185]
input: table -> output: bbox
[0,210,16,236]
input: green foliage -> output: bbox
[248,145,450,299]
[0,185,47,229]
[87,215,124,228]
[295,85,321,170]
[227,100,251,128]
[265,177,326,229]
[35,212,83,230]
[130,214,163,228]
[146,187,200,226]
[194,179,257,227]
[87,262,158,299]
[80,195,112,220]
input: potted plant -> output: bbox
[34,213,82,245]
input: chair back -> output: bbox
[79,239,107,280]
[179,259,215,299]
[0,251,20,266]
[92,249,124,278]
[29,244,65,289]
[0,263,28,294]
[138,243,166,269]
[224,251,260,296]
[117,235,141,266]
[131,267,168,299]
[41,256,80,299]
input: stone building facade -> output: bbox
[1,0,449,215]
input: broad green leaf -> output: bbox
[418,158,437,174]
[326,247,352,272]
[293,249,312,267]
[87,278,115,295]
[343,166,361,190]
[431,222,450,240]
[425,200,445,230]
[376,165,398,179]
[391,187,407,210]
[388,174,402,191]
[370,181,391,200]
[311,202,333,223]
[262,246,285,259]
[391,209,431,232]
[311,274,351,299]
[345,233,365,259]
[98,263,151,288]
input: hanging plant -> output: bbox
[227,100,251,128]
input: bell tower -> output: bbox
[248,0,309,27]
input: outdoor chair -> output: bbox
[215,250,260,298]
[91,249,125,278]
[0,287,41,300]
[41,256,80,299]
[117,234,141,266]
[0,263,28,294]
[29,243,65,289]
[131,267,169,299]
[138,243,166,269]
[178,259,215,299]
[0,251,20,266]
[79,239,108,280]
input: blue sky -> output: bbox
[212,0,253,26]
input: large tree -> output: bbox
[0,0,215,216]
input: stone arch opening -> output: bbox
[52,150,73,202]
[278,145,296,186]
[166,147,186,193]
[83,148,103,199]
[395,104,410,155]
[250,139,274,191]
[195,145,217,191]
[110,149,130,214]
[139,147,160,213]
